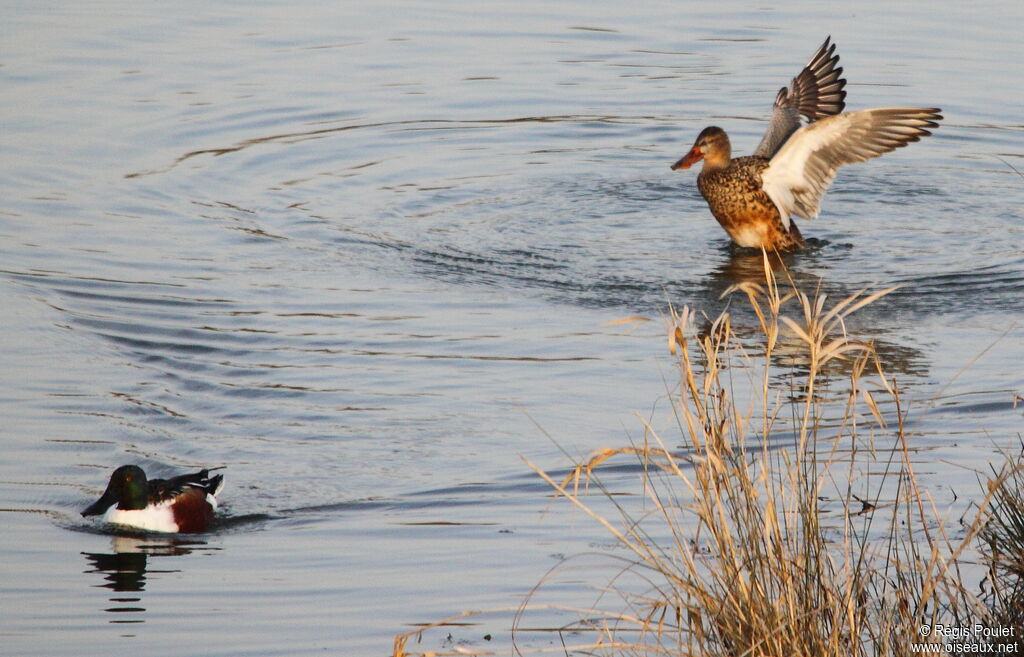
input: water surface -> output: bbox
[2,1,1022,654]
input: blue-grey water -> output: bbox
[2,1,1022,655]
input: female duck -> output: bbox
[671,37,941,251]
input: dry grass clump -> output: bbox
[979,450,1024,650]
[394,252,1022,657]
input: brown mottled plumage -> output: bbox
[688,131,806,251]
[671,37,941,251]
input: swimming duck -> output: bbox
[671,37,941,251]
[82,465,224,533]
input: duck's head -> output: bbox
[671,126,731,170]
[82,465,149,516]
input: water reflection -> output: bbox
[704,244,827,287]
[692,249,931,387]
[82,536,215,623]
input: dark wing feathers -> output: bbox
[147,469,223,505]
[795,37,847,120]
[754,36,848,158]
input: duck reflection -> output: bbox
[691,244,928,382]
[706,242,831,290]
[82,535,211,623]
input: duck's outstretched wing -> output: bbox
[761,107,942,228]
[754,37,847,159]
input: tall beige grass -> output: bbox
[395,252,1022,657]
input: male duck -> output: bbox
[82,465,224,533]
[671,37,942,251]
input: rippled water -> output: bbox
[2,1,1022,654]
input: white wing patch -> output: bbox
[761,108,941,229]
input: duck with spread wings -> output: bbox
[671,37,941,251]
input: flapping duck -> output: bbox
[671,37,941,251]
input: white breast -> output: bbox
[103,501,180,533]
[730,224,769,248]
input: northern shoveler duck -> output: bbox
[671,37,942,251]
[82,465,224,533]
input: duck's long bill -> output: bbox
[81,490,116,516]
[671,145,703,170]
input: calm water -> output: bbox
[2,1,1023,654]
